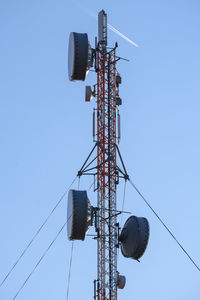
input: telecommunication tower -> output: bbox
[67,10,150,300]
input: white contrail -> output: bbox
[73,2,139,48]
[107,23,139,48]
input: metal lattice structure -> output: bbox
[96,11,118,300]
[68,8,150,300]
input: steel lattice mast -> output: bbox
[96,10,118,300]
[67,9,150,300]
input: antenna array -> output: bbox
[67,9,149,300]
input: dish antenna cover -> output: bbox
[68,32,92,81]
[119,216,149,260]
[67,189,92,240]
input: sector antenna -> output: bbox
[67,10,150,300]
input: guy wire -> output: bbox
[129,178,200,272]
[66,242,74,300]
[0,176,77,288]
[11,221,68,300]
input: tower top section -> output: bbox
[98,10,107,48]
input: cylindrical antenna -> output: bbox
[118,112,121,143]
[93,110,95,141]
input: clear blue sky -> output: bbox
[0,0,200,299]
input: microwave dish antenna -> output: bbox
[119,216,149,260]
[68,32,92,81]
[67,189,92,241]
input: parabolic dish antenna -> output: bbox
[119,216,150,260]
[67,189,92,241]
[68,32,92,81]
